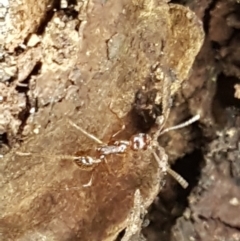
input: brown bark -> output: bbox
[0,0,204,240]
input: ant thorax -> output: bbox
[96,133,152,156]
[97,141,129,155]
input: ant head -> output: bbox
[130,133,151,151]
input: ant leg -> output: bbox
[107,102,126,138]
[152,150,188,189]
[67,119,103,144]
[102,156,113,174]
[151,149,168,173]
[82,172,94,187]
[111,124,126,138]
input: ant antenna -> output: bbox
[159,114,200,136]
[166,168,188,189]
[68,119,103,144]
[152,151,188,188]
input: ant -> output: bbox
[16,113,199,188]
[65,112,200,188]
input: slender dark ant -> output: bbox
[66,113,200,187]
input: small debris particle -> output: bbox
[33,127,40,134]
[229,197,239,206]
[234,84,240,99]
[60,0,68,9]
[27,34,40,47]
[29,107,36,114]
